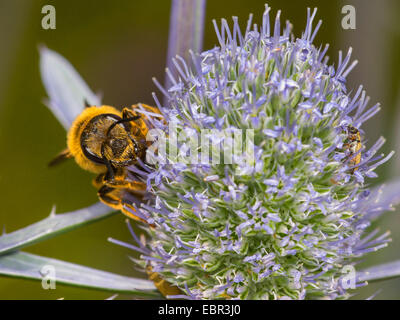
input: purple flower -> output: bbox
[123,5,396,300]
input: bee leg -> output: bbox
[104,176,146,196]
[98,185,121,208]
[130,104,163,139]
[99,167,146,195]
[97,184,148,223]
[121,108,143,136]
[92,173,105,189]
[122,108,141,121]
[48,149,73,167]
[120,181,146,196]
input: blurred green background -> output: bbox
[0,0,399,299]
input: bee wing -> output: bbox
[48,148,73,167]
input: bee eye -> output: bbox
[348,126,357,133]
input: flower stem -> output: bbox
[165,0,206,104]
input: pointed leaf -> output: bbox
[0,251,160,297]
[40,46,101,129]
[358,260,400,283]
[0,203,115,256]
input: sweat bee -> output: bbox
[330,125,362,185]
[344,125,362,173]
[50,103,159,223]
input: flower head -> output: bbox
[123,5,397,300]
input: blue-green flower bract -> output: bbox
[127,5,394,299]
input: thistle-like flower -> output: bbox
[4,0,400,301]
[124,6,395,300]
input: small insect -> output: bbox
[50,103,159,223]
[344,125,362,173]
[330,125,362,185]
[146,265,182,297]
[136,234,181,296]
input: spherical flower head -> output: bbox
[132,5,394,299]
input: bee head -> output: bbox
[80,113,144,169]
[104,124,144,167]
[348,126,358,134]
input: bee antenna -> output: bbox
[106,115,141,138]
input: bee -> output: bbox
[344,125,362,173]
[50,103,159,223]
[146,265,182,297]
[330,125,362,185]
[136,234,181,296]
